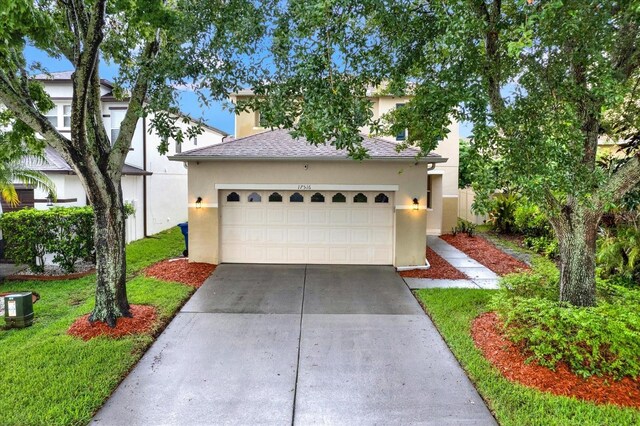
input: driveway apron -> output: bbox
[92,264,496,426]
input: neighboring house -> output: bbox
[170,86,457,267]
[13,72,228,243]
[231,89,460,235]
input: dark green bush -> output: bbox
[494,263,640,379]
[0,208,53,272]
[46,207,95,272]
[597,226,640,287]
[523,235,559,259]
[0,207,95,273]
[488,193,519,233]
[514,202,552,237]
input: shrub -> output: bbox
[46,207,95,272]
[0,207,95,273]
[523,235,559,259]
[499,257,559,301]
[597,226,640,287]
[494,261,640,379]
[514,202,552,237]
[488,193,519,233]
[0,208,53,272]
[491,291,640,379]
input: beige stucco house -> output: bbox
[231,89,461,235]
[171,129,446,267]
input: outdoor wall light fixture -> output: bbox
[195,197,203,209]
[412,198,419,211]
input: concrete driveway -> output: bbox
[92,265,496,425]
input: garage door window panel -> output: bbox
[227,192,240,202]
[290,192,304,202]
[268,192,282,202]
[332,193,346,203]
[354,193,368,203]
[248,192,262,202]
[311,192,325,202]
[375,193,389,203]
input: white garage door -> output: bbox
[220,190,394,264]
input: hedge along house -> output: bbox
[170,129,447,267]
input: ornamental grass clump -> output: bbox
[492,268,640,380]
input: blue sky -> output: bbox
[25,46,472,138]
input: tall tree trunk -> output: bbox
[551,206,600,307]
[86,173,130,327]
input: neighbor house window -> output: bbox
[395,103,406,141]
[353,193,368,203]
[311,192,325,203]
[176,141,182,154]
[290,192,304,202]
[193,136,198,146]
[248,192,261,202]
[227,192,240,202]
[255,111,267,128]
[268,192,282,202]
[110,109,126,142]
[427,176,433,209]
[332,193,346,203]
[63,105,72,128]
[45,108,58,127]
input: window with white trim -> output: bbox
[63,105,72,128]
[395,103,407,141]
[110,109,126,143]
[427,176,433,209]
[45,108,58,127]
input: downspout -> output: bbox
[143,116,148,237]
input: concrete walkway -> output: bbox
[93,264,496,425]
[404,236,500,290]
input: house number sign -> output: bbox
[297,184,312,190]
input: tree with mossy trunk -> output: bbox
[0,0,266,326]
[253,0,640,307]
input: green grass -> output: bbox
[415,289,640,426]
[0,228,193,426]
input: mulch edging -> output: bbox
[144,258,216,288]
[440,234,529,276]
[68,305,157,341]
[400,247,469,279]
[5,268,96,281]
[472,312,640,408]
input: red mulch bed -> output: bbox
[472,312,640,408]
[68,305,157,341]
[440,234,529,276]
[144,258,216,288]
[399,247,469,279]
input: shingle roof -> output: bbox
[170,129,445,163]
[22,146,151,176]
[33,71,114,89]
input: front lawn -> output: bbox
[415,289,640,425]
[0,228,193,426]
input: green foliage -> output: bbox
[487,193,519,234]
[491,290,640,379]
[494,259,640,379]
[0,208,53,272]
[0,207,94,273]
[499,258,560,301]
[415,289,640,425]
[522,235,559,259]
[597,226,640,286]
[458,139,474,188]
[0,228,192,426]
[123,201,136,219]
[513,201,551,237]
[454,218,476,237]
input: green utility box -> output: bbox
[4,292,34,328]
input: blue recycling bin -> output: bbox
[177,222,189,257]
